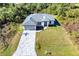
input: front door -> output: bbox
[44,21,47,26]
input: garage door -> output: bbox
[24,25,36,30]
[36,26,43,30]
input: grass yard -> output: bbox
[36,26,79,56]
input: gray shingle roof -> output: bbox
[30,14,50,22]
[22,13,55,25]
[22,14,36,25]
[23,19,36,25]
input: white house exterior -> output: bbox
[22,14,55,30]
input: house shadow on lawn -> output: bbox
[49,19,61,27]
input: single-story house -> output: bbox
[22,14,59,30]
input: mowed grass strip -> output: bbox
[36,26,79,56]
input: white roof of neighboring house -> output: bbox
[22,13,55,26]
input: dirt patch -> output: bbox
[0,23,17,53]
[61,20,79,48]
[62,21,79,32]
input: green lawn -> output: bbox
[36,26,79,56]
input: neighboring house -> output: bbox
[22,14,59,30]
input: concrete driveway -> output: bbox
[13,30,37,56]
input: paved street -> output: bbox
[13,30,37,56]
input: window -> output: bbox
[51,21,54,24]
[37,22,41,25]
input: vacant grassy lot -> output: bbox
[36,26,79,56]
